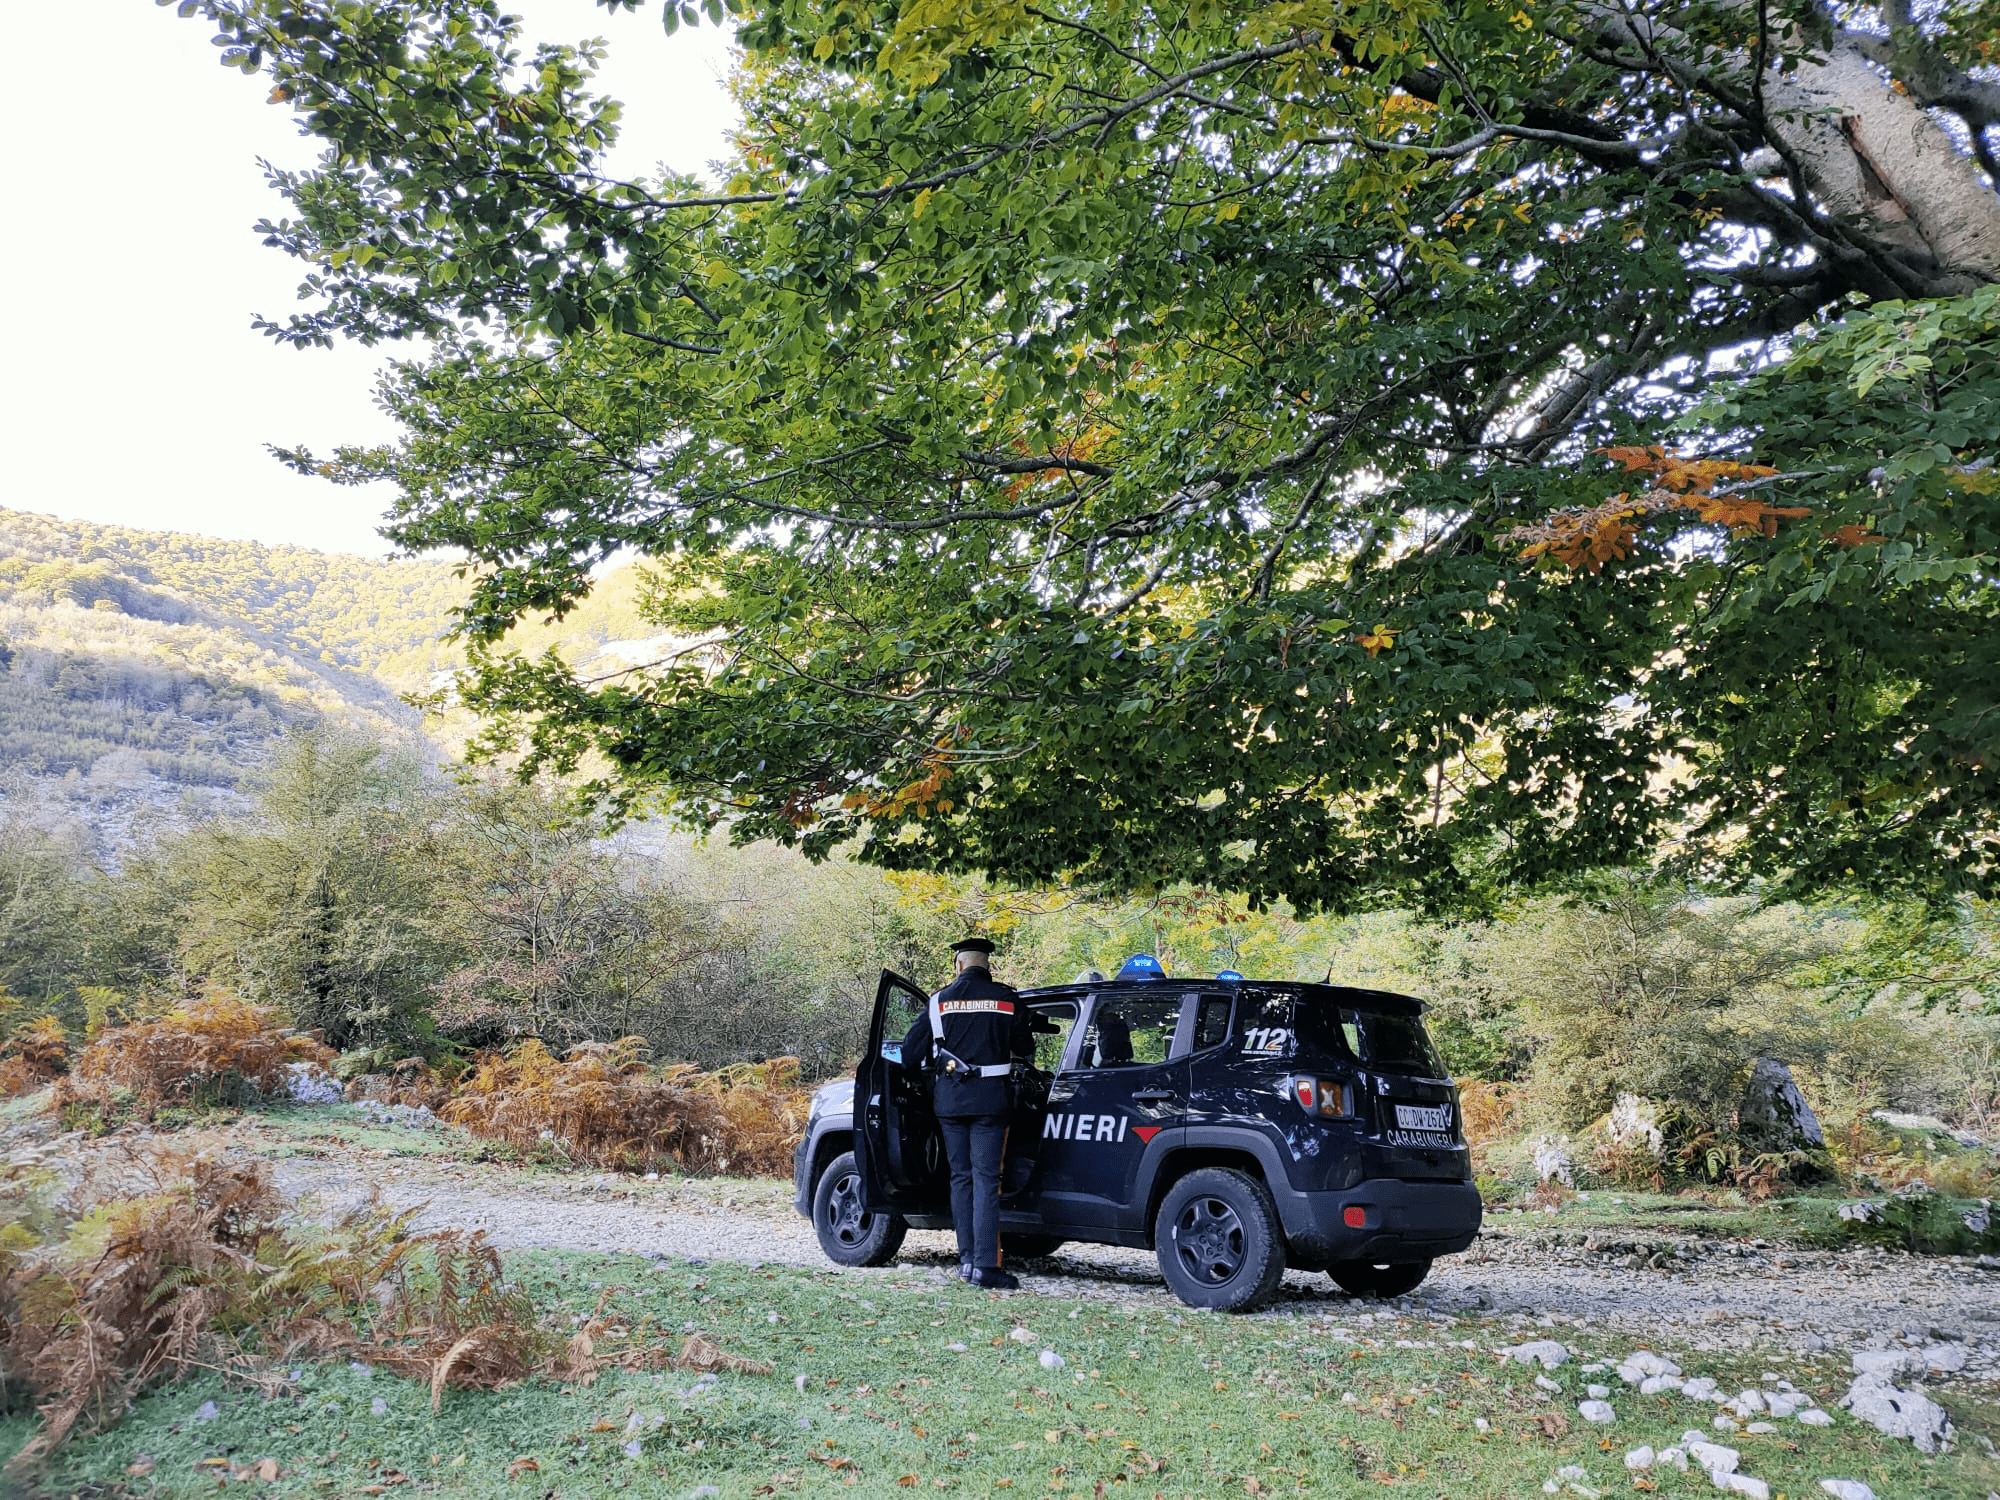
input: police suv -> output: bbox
[792,958,1481,1312]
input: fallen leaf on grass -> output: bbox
[126,1457,157,1477]
[897,1476,920,1487]
[590,1419,619,1432]
[505,1456,540,1479]
[257,1458,281,1481]
[1536,1412,1569,1440]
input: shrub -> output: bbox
[0,1014,68,1096]
[51,994,334,1124]
[440,1039,810,1175]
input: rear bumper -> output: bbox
[1277,1176,1482,1264]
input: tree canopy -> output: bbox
[178,0,1999,910]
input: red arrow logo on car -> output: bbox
[1131,1125,1163,1144]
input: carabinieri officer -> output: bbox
[901,936,1035,1289]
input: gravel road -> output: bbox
[272,1152,2000,1377]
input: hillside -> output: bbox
[0,507,475,851]
[0,507,674,849]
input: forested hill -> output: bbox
[0,506,469,807]
[0,508,668,845]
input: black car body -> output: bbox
[793,966,1481,1310]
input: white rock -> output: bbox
[1734,1389,1766,1413]
[1623,1446,1656,1470]
[371,1397,388,1417]
[1745,1421,1777,1434]
[1473,1416,1490,1432]
[1713,1475,1769,1499]
[1532,1136,1575,1185]
[1536,1374,1563,1393]
[1578,1400,1617,1424]
[1797,1408,1834,1427]
[193,1400,220,1423]
[1686,1439,1739,1476]
[1681,1377,1721,1401]
[1713,1415,1742,1432]
[1641,1375,1684,1395]
[1008,1327,1038,1345]
[1657,1447,1689,1472]
[1503,1340,1572,1369]
[1764,1392,1803,1418]
[1840,1374,1954,1453]
[946,1342,968,1353]
[1818,1482,1876,1500]
[1624,1350,1681,1378]
[1920,1341,1968,1373]
[1587,1383,1610,1399]
[794,1374,809,1392]
[1039,1349,1065,1370]
[621,1439,642,1459]
[1850,1350,1911,1379]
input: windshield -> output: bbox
[1293,1001,1445,1075]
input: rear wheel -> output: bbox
[812,1150,908,1267]
[1002,1233,1067,1260]
[1327,1258,1432,1298]
[1154,1167,1287,1313]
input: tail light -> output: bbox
[1290,1076,1352,1118]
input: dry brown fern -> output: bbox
[0,1015,69,1096]
[52,994,334,1122]
[1,1149,770,1478]
[439,1040,809,1176]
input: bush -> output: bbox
[440,1039,810,1175]
[51,994,333,1124]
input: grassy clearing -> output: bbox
[14,1251,1996,1500]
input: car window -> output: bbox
[1345,1009,1444,1074]
[1184,993,1233,1056]
[1292,1000,1444,1074]
[1028,1001,1078,1073]
[1082,995,1180,1068]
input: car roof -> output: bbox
[1014,979,1425,1016]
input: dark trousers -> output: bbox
[937,1114,1007,1268]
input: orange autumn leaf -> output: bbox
[1356,625,1399,656]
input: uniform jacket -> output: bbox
[901,967,1035,1118]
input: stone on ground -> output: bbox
[1839,1373,1953,1453]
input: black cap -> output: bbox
[951,936,996,955]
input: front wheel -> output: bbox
[1327,1258,1432,1298]
[812,1150,908,1267]
[1154,1167,1287,1313]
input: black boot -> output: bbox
[970,1267,1020,1290]
[958,1256,974,1282]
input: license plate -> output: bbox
[1394,1103,1451,1133]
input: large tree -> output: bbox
[181,0,1998,909]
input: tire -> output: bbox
[1002,1233,1067,1260]
[1327,1257,1433,1298]
[1153,1167,1287,1313]
[811,1151,908,1267]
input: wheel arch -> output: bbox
[808,1124,854,1194]
[1141,1127,1290,1247]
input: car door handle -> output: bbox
[1130,1088,1177,1103]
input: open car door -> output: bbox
[855,969,951,1216]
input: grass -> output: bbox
[1485,1188,2000,1255]
[243,1102,505,1162]
[11,1250,1997,1500]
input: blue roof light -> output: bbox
[1115,953,1166,981]
[1216,970,1245,982]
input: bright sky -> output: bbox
[0,4,738,558]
